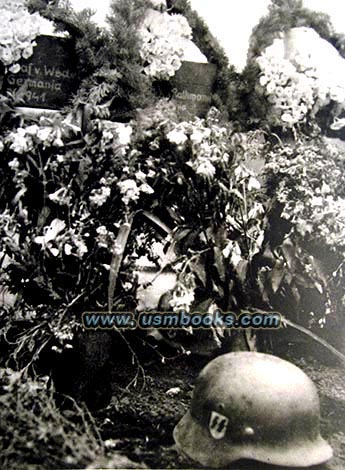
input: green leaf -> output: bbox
[235,260,248,283]
[37,206,51,231]
[270,265,285,293]
[173,227,192,243]
[76,157,92,189]
[256,275,270,303]
[213,247,226,282]
[291,286,301,304]
[311,256,328,286]
[281,240,296,271]
[314,281,323,294]
[166,206,182,224]
[294,274,315,290]
[108,215,134,312]
[191,262,207,287]
[194,298,214,313]
[142,211,171,235]
[229,188,244,201]
[284,271,293,285]
[212,281,224,298]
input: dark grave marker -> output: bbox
[171,61,217,118]
[3,35,78,110]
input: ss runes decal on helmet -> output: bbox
[209,411,229,440]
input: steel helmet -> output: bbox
[174,352,332,467]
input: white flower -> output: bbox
[96,226,110,249]
[135,170,147,182]
[102,129,113,143]
[222,240,242,267]
[259,75,269,86]
[96,225,115,248]
[234,165,250,179]
[22,44,34,59]
[8,63,20,73]
[139,183,154,194]
[138,9,192,79]
[33,219,66,255]
[53,137,64,147]
[123,282,133,291]
[73,238,88,257]
[96,226,108,236]
[257,28,345,127]
[118,179,140,205]
[48,187,70,206]
[321,183,331,195]
[0,140,4,152]
[195,160,216,179]
[37,127,52,143]
[0,46,13,65]
[330,117,345,131]
[64,243,73,256]
[149,0,166,9]
[167,129,187,146]
[0,5,46,68]
[247,176,261,191]
[248,202,265,220]
[311,196,324,207]
[190,127,211,145]
[8,158,21,171]
[25,125,39,136]
[169,290,195,313]
[8,128,31,153]
[89,186,111,207]
[117,124,132,146]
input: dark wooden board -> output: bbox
[171,61,217,118]
[3,35,78,110]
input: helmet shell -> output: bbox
[174,352,332,467]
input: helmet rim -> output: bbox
[174,409,333,468]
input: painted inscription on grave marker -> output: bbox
[4,35,78,109]
[171,61,217,118]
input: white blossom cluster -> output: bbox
[166,117,265,264]
[95,225,116,250]
[0,0,48,72]
[167,118,230,179]
[117,177,154,206]
[169,274,196,313]
[33,218,88,258]
[101,122,133,150]
[257,28,345,127]
[265,140,345,251]
[138,8,192,80]
[6,124,63,153]
[89,186,111,207]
